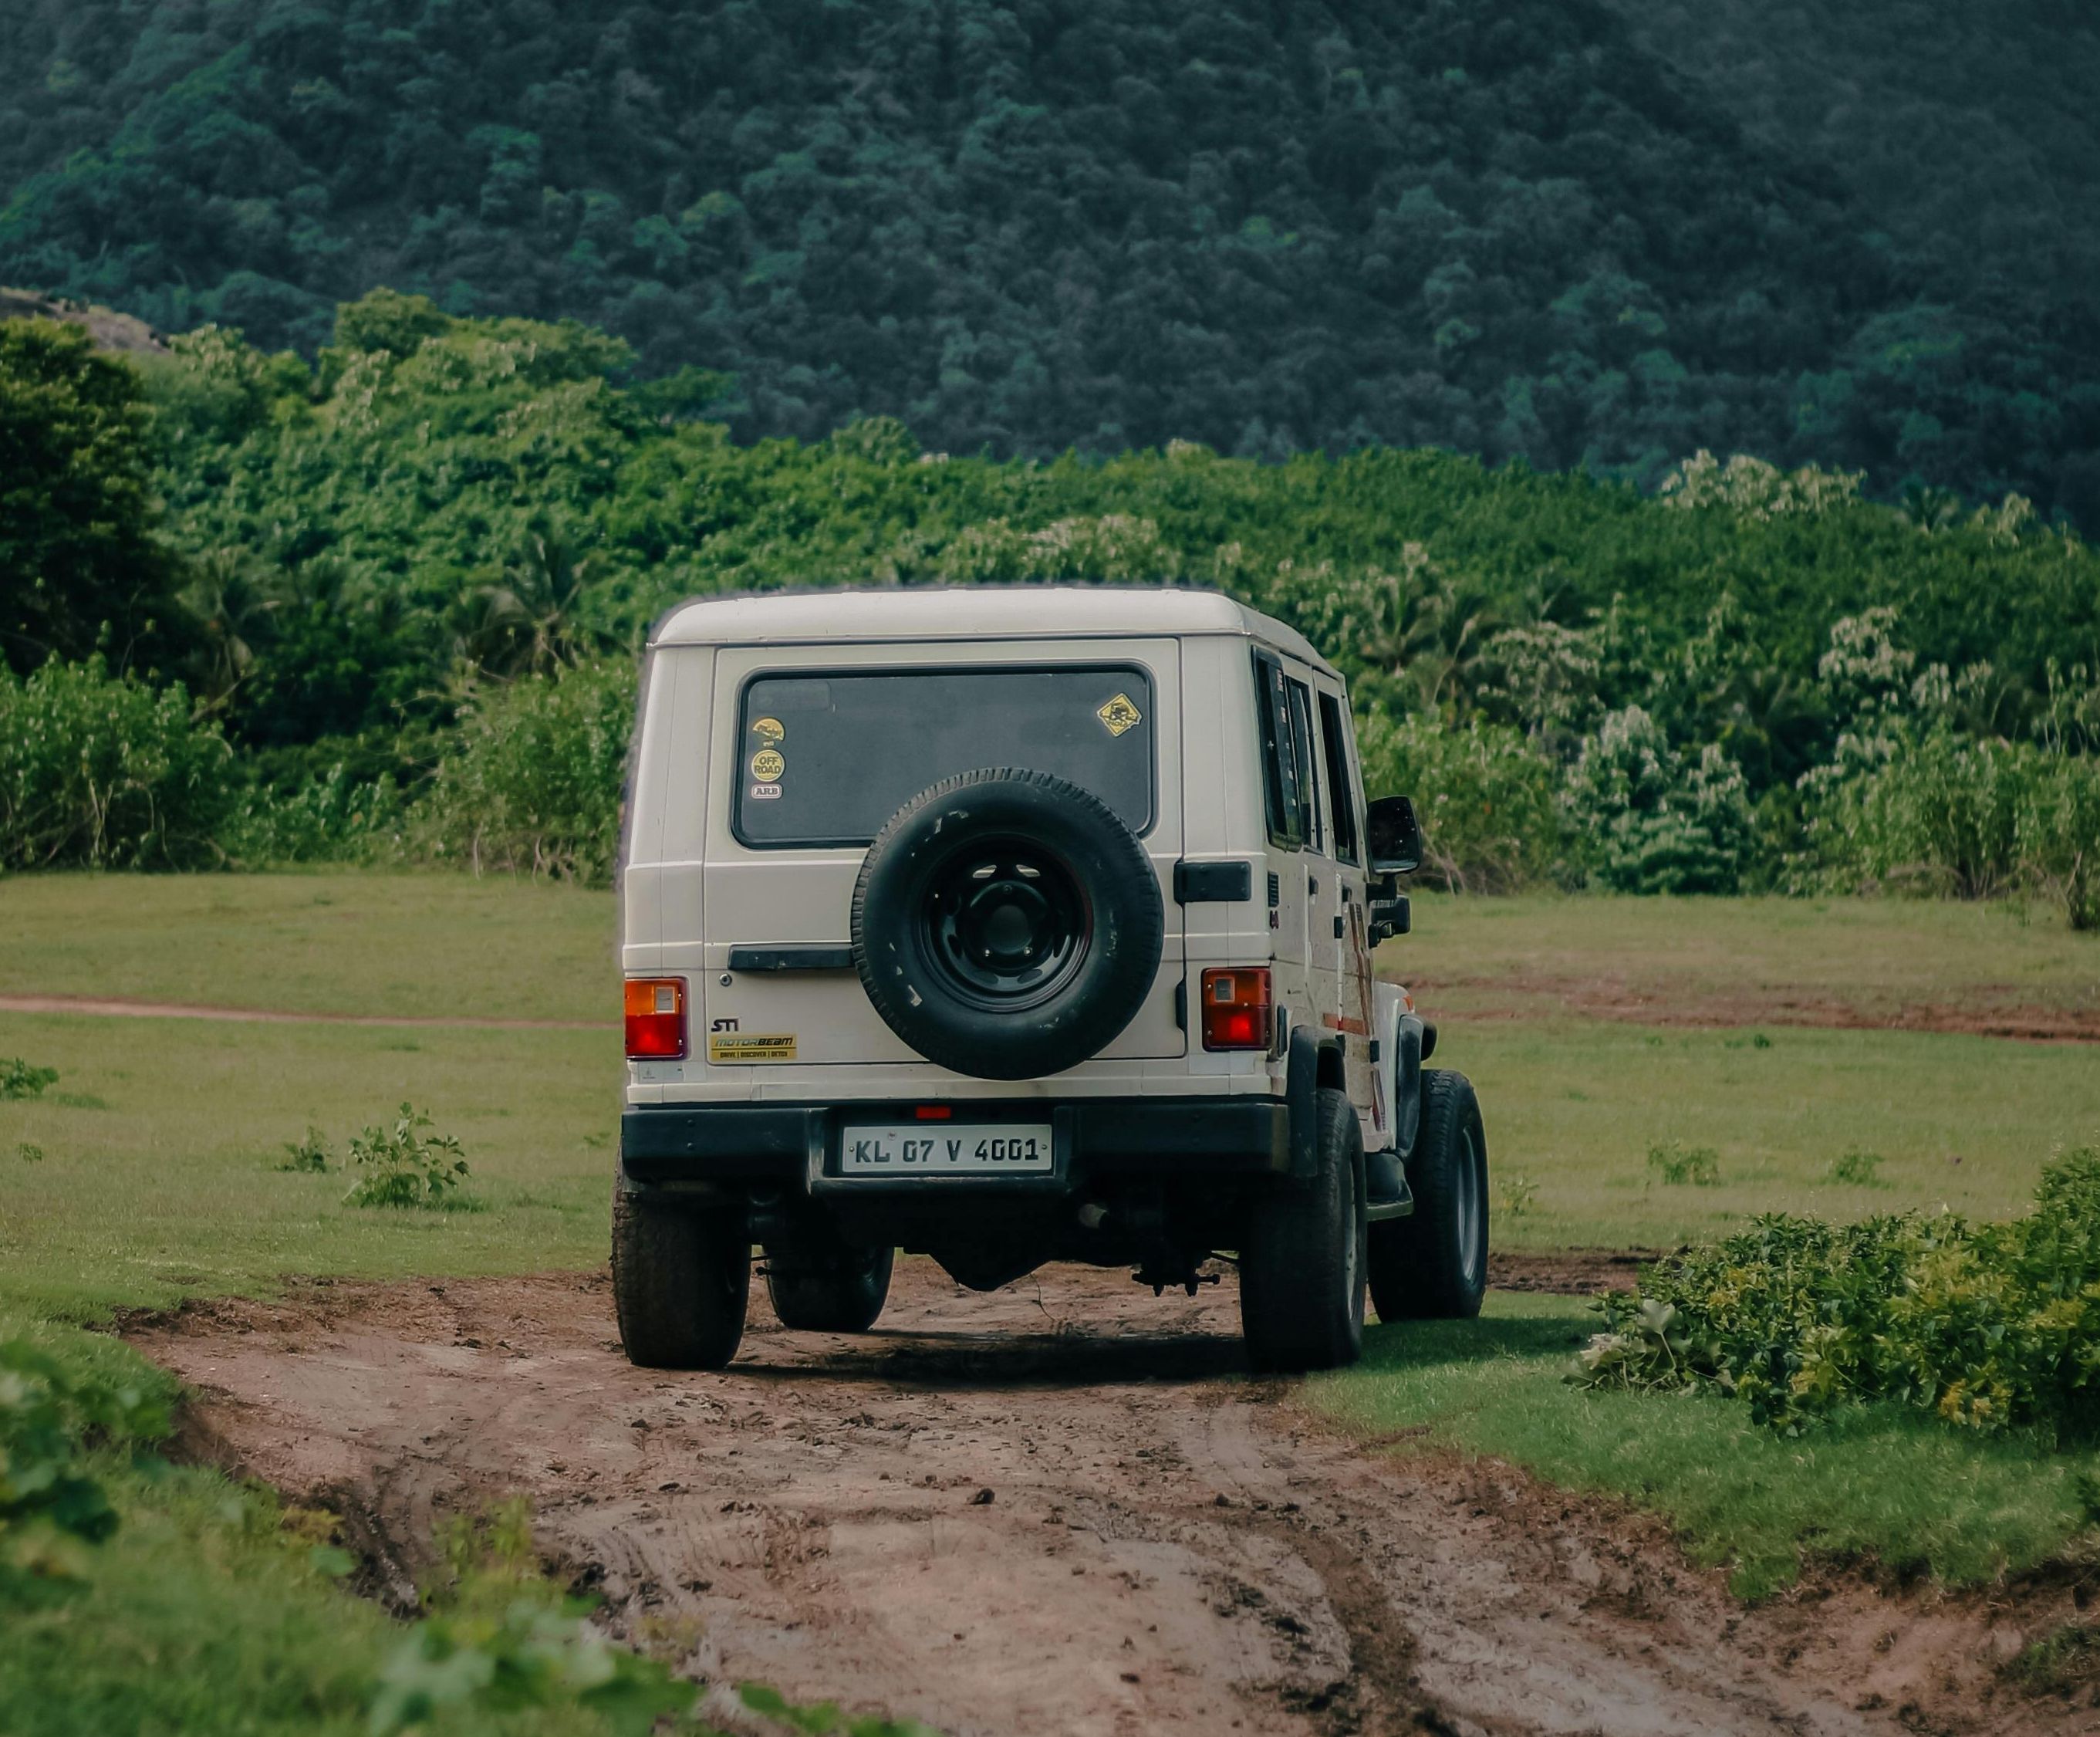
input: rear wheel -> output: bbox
[765,1233,895,1333]
[1239,1086,1366,1372]
[1368,1069,1487,1322]
[611,1184,751,1369]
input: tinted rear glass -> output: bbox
[734,665,1156,847]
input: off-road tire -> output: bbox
[1239,1086,1367,1372]
[610,1184,751,1369]
[851,767,1164,1080]
[1368,1068,1488,1322]
[765,1237,896,1333]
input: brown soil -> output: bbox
[1408,972,2100,1044]
[129,1264,2097,1736]
[1486,1249,1657,1294]
[0,993,601,1031]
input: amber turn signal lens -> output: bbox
[624,978,687,1059]
[1200,967,1273,1051]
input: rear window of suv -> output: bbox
[734,664,1156,847]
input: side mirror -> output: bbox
[1367,795,1423,877]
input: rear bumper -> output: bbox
[620,1097,1291,1194]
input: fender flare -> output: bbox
[1372,985,1426,1161]
[1285,1023,1336,1181]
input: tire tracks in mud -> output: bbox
[128,1265,2092,1737]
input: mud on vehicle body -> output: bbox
[614,587,1488,1371]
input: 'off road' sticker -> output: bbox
[1096,692,1142,737]
[750,748,785,780]
[707,1031,798,1063]
[750,715,785,745]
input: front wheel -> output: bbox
[1368,1068,1487,1322]
[1239,1086,1366,1372]
[611,1184,751,1369]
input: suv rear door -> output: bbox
[697,637,1187,1073]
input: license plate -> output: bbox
[839,1123,1055,1177]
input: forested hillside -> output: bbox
[2,1,2095,522]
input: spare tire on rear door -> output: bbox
[851,767,1165,1080]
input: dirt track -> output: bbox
[129,1262,2093,1737]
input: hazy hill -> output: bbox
[2,1,2095,519]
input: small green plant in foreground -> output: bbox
[1647,1140,1721,1187]
[370,1500,694,1736]
[1496,1173,1540,1218]
[0,1059,58,1101]
[1825,1147,1885,1186]
[0,1339,164,1600]
[14,1144,42,1165]
[344,1103,471,1209]
[1576,1145,2100,1437]
[277,1126,332,1173]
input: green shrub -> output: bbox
[2018,750,2100,931]
[415,660,636,884]
[343,1104,470,1209]
[1647,1140,1721,1186]
[275,1127,330,1174]
[0,657,233,868]
[1356,708,1566,891]
[1826,1147,1885,1186]
[1,1340,165,1600]
[1575,1147,2100,1438]
[221,759,408,867]
[1565,707,1754,894]
[0,1059,58,1101]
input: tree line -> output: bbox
[2,297,2096,921]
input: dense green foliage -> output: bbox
[0,657,232,869]
[0,319,185,675]
[2,299,2097,898]
[0,1337,163,1603]
[1577,1149,2100,1439]
[1,2,2095,519]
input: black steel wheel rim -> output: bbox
[917,836,1092,1009]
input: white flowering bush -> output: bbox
[1564,705,1754,894]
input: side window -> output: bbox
[1285,676,1323,854]
[1254,653,1304,849]
[1316,689,1360,865]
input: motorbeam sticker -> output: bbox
[1096,692,1143,736]
[751,715,785,745]
[707,1032,798,1063]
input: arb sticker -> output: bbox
[1096,692,1143,737]
[748,782,782,800]
[750,748,785,780]
[750,715,785,745]
[707,1032,798,1063]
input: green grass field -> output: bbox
[3,867,2099,1700]
[1313,1296,2098,1600]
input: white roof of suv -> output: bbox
[651,585,1337,676]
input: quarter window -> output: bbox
[1316,689,1360,865]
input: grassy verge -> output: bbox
[1457,1019,2100,1249]
[0,870,614,1022]
[1388,890,2100,1025]
[1310,1295,2100,1599]
[0,1012,613,1318]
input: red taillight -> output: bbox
[1200,967,1273,1051]
[624,978,687,1059]
[913,1105,952,1120]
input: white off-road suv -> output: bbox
[614,586,1489,1371]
